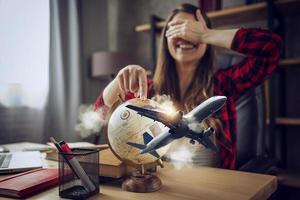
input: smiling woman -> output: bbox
[95,3,282,169]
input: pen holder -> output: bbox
[59,148,99,199]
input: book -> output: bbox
[2,142,52,152]
[0,168,59,198]
[99,148,126,178]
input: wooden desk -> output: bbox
[0,147,277,200]
[29,160,276,200]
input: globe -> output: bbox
[107,98,170,166]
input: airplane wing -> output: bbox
[185,128,219,152]
[126,105,177,129]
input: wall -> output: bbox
[106,0,197,70]
[79,0,109,104]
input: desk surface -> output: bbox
[24,158,277,200]
[0,149,276,200]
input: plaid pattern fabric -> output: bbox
[214,28,282,169]
[94,28,283,169]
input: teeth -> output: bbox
[178,44,194,49]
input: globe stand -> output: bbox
[121,164,162,193]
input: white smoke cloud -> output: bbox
[75,105,106,139]
[168,145,194,170]
[151,94,176,115]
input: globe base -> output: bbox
[122,171,162,193]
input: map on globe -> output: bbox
[107,98,170,166]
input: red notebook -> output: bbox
[0,168,59,198]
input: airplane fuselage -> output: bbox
[128,96,227,156]
[141,121,190,154]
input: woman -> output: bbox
[95,4,282,169]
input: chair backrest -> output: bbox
[216,49,266,168]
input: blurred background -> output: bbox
[0,0,299,198]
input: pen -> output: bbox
[49,137,79,179]
[50,137,96,192]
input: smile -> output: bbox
[174,39,198,51]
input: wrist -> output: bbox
[201,29,238,49]
[103,78,121,107]
[201,29,217,44]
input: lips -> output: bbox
[173,39,198,51]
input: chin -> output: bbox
[175,56,202,64]
[174,51,206,64]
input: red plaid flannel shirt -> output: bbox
[95,28,283,169]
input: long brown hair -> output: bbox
[153,4,222,133]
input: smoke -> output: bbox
[75,105,106,139]
[168,144,195,170]
[168,137,220,169]
[151,94,176,115]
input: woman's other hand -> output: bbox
[165,9,209,43]
[116,65,148,100]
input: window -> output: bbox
[0,0,49,109]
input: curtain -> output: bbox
[45,0,81,142]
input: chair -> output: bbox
[216,48,277,173]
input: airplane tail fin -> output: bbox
[143,131,153,144]
[126,132,161,158]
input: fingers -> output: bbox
[168,19,185,27]
[129,67,138,94]
[116,65,147,100]
[123,68,129,92]
[166,24,184,38]
[137,68,148,100]
[166,24,188,40]
[166,12,207,43]
[196,9,201,22]
[167,30,185,40]
[117,73,125,93]
[196,9,207,29]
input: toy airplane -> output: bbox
[126,96,227,158]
